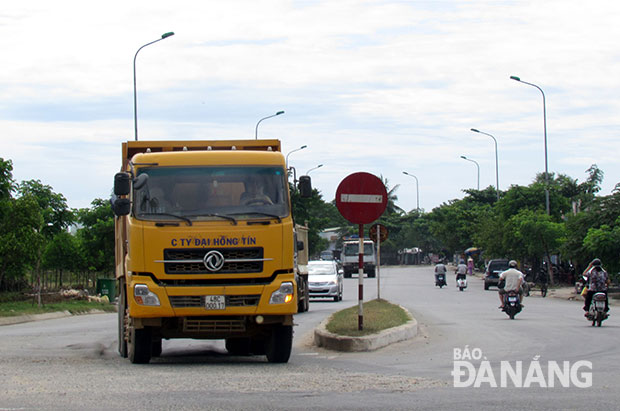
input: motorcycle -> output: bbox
[502,290,522,319]
[435,273,447,288]
[586,292,609,327]
[456,275,467,291]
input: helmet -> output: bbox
[509,260,518,268]
[460,259,465,264]
[592,258,601,267]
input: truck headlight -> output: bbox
[134,284,161,306]
[269,282,294,304]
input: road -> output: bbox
[1,265,618,410]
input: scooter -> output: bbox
[456,275,467,291]
[503,290,522,319]
[586,292,609,327]
[435,273,447,288]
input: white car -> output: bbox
[308,260,343,302]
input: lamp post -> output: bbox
[510,75,549,215]
[306,164,323,175]
[460,156,480,190]
[286,145,307,190]
[285,145,307,169]
[133,32,175,141]
[402,171,419,212]
[255,111,284,139]
[471,128,500,201]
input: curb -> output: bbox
[0,311,74,326]
[313,309,418,352]
[0,309,111,327]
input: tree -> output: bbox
[0,195,43,290]
[0,159,44,291]
[42,231,83,288]
[76,199,115,274]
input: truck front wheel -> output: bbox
[117,278,128,358]
[265,325,293,363]
[128,325,152,364]
[225,338,251,355]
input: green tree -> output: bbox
[76,199,115,274]
[42,231,83,288]
[582,221,620,276]
[0,195,43,290]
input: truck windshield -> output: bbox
[344,243,374,256]
[133,165,289,221]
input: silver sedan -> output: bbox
[308,260,344,302]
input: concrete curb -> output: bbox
[0,309,111,326]
[313,309,418,352]
[0,311,74,326]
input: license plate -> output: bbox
[508,297,517,302]
[205,295,225,310]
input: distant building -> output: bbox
[319,227,341,251]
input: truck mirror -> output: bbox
[298,175,312,198]
[112,198,131,216]
[114,173,131,196]
[297,240,305,251]
[133,174,149,190]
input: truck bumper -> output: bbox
[127,274,297,319]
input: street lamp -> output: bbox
[255,111,285,139]
[133,32,175,141]
[285,145,307,169]
[306,164,323,175]
[471,128,500,201]
[460,156,480,190]
[510,75,549,215]
[402,171,419,212]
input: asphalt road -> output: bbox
[1,265,618,410]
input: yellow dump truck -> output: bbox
[112,139,311,363]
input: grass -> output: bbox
[0,299,117,317]
[325,298,411,337]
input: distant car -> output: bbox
[320,250,335,260]
[308,260,343,302]
[484,259,510,290]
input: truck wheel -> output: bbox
[151,338,162,357]
[265,325,293,363]
[117,278,128,358]
[128,326,152,364]
[226,338,251,355]
[297,277,309,313]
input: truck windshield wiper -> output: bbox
[140,213,193,226]
[186,213,237,225]
[229,212,282,223]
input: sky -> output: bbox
[2,0,620,213]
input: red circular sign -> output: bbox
[336,172,388,224]
[369,223,388,243]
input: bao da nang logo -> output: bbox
[451,346,592,388]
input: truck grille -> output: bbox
[169,295,261,308]
[183,317,246,333]
[163,247,263,274]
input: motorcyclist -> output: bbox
[455,259,467,287]
[435,262,447,285]
[582,258,610,315]
[537,261,550,285]
[498,260,524,309]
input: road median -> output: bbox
[314,307,418,352]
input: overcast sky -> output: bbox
[2,0,620,213]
